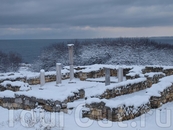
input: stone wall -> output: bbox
[144,73,165,87]
[0,81,30,92]
[0,73,70,85]
[92,73,165,99]
[142,66,173,76]
[126,74,140,80]
[142,66,163,73]
[27,74,70,85]
[83,83,173,122]
[163,69,173,76]
[76,68,131,81]
[83,102,150,121]
[0,85,20,92]
[150,84,173,108]
[0,89,85,112]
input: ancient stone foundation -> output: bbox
[76,68,131,81]
[92,72,165,99]
[83,102,150,121]
[83,83,173,122]
[0,89,85,112]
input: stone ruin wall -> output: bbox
[0,66,173,85]
[0,89,85,112]
[150,84,173,108]
[143,66,173,76]
[83,101,150,122]
[1,65,173,117]
[82,67,173,122]
[83,83,173,122]
[0,73,70,85]
[76,68,131,81]
[94,73,165,99]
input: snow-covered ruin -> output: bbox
[0,64,173,122]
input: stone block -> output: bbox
[15,97,22,102]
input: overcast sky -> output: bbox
[0,0,173,39]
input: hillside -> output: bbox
[31,38,173,71]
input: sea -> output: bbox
[0,37,173,63]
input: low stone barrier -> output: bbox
[142,66,163,73]
[149,85,173,109]
[0,72,70,85]
[83,97,150,121]
[144,72,165,87]
[0,81,30,92]
[98,78,147,99]
[82,75,173,122]
[74,65,132,81]
[26,73,70,85]
[126,73,140,80]
[0,89,85,112]
[147,76,173,108]
[91,72,165,99]
[163,68,173,76]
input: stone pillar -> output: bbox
[105,68,110,86]
[56,63,62,85]
[118,67,123,82]
[68,44,74,81]
[40,69,45,87]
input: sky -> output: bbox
[0,0,173,39]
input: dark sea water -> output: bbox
[0,39,72,63]
[0,37,173,63]
[150,37,173,44]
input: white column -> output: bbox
[40,69,45,87]
[68,44,74,81]
[105,68,110,86]
[56,63,62,85]
[118,67,123,82]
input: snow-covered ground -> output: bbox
[0,78,173,130]
[0,102,173,130]
[0,65,173,130]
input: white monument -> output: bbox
[105,67,110,86]
[68,44,74,82]
[56,63,62,85]
[118,67,123,82]
[40,69,45,87]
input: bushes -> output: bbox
[0,51,22,72]
[31,38,173,72]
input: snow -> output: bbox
[0,80,30,91]
[106,78,147,90]
[0,65,173,129]
[159,75,173,83]
[0,102,173,130]
[75,64,133,73]
[0,72,25,81]
[163,66,173,70]
[0,68,69,81]
[0,79,105,102]
[86,77,126,83]
[85,98,102,104]
[67,44,74,46]
[85,89,150,108]
[84,78,147,98]
[105,95,150,108]
[0,90,15,98]
[147,82,172,97]
[56,63,62,66]
[129,66,144,73]
[146,75,173,97]
[40,69,45,73]
[144,72,165,77]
